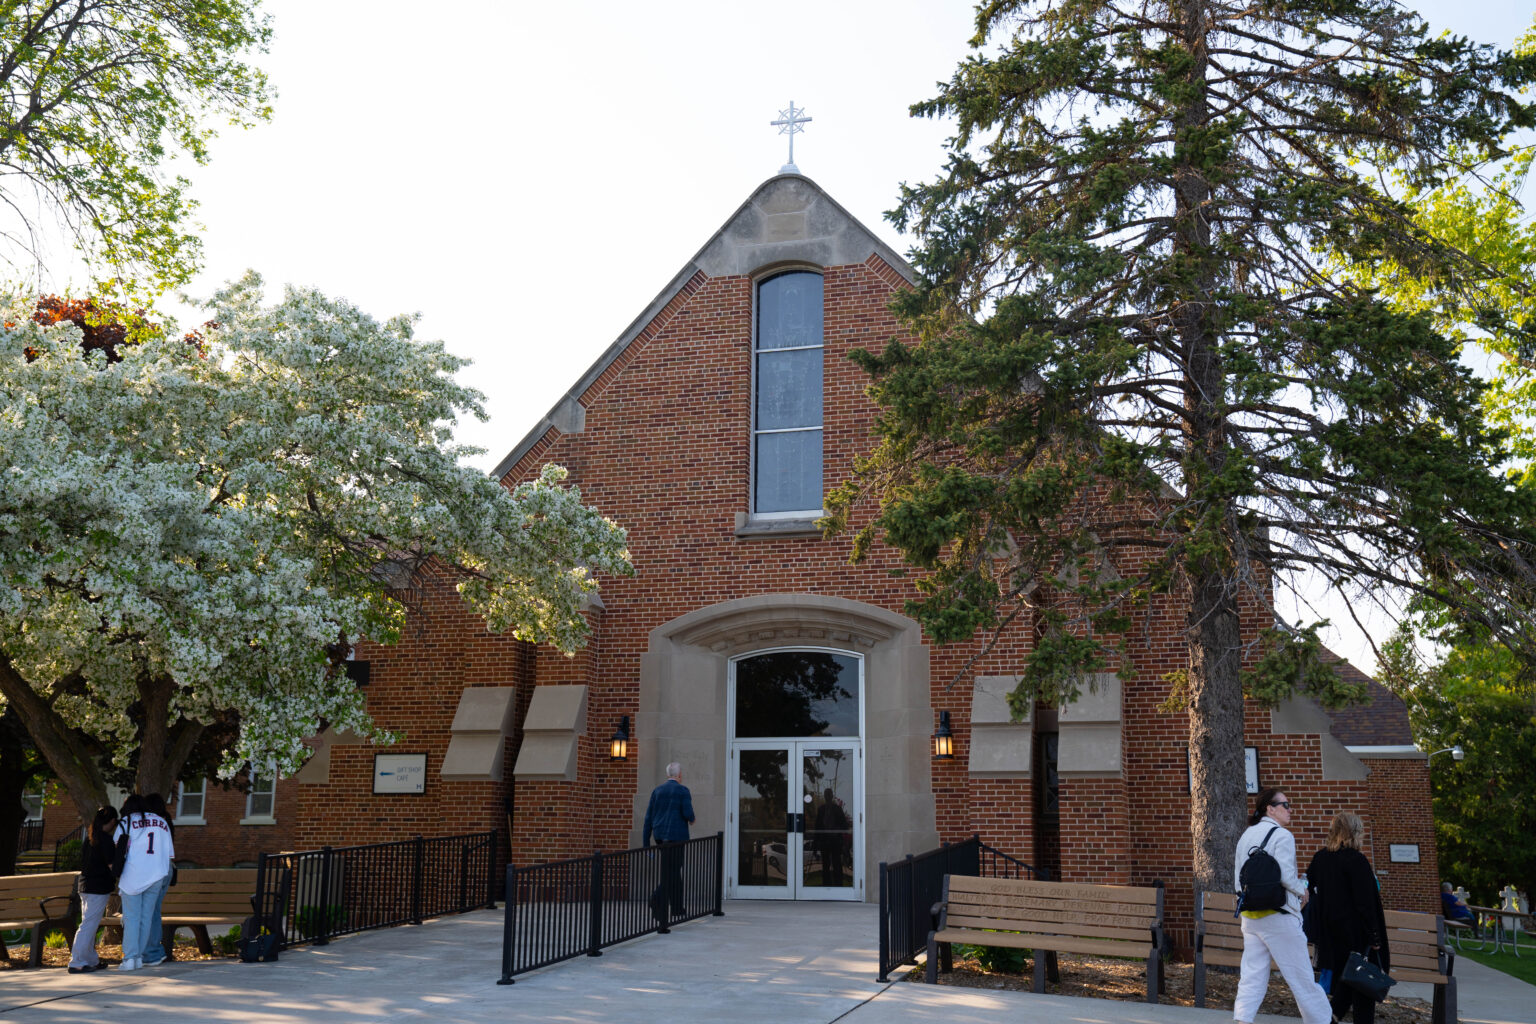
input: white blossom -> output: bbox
[0,275,632,779]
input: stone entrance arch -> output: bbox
[633,594,938,897]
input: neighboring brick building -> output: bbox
[31,173,1438,949]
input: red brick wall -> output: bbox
[1363,757,1439,913]
[285,571,536,868]
[170,778,298,867]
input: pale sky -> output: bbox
[44,1,1536,675]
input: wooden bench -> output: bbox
[925,875,1165,1002]
[0,871,78,967]
[105,868,283,957]
[1387,909,1458,1024]
[1194,890,1245,1007]
[1195,893,1457,1024]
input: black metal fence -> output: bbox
[253,831,497,949]
[14,820,43,855]
[52,823,88,870]
[876,834,1043,982]
[498,831,724,984]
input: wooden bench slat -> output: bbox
[947,876,1160,904]
[947,898,1157,930]
[931,928,1038,950]
[943,912,1153,944]
[1202,948,1244,967]
[935,927,1156,959]
[1385,909,1438,928]
[1386,927,1443,947]
[950,893,1159,922]
[1203,892,1239,911]
[1394,968,1450,985]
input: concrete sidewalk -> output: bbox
[2,901,1530,1024]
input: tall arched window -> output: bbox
[753,271,823,516]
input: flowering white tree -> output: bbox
[0,274,632,817]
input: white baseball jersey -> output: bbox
[116,812,174,895]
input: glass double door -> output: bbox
[732,739,860,900]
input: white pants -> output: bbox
[1235,911,1333,1024]
[69,892,112,968]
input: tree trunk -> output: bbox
[0,657,111,821]
[132,675,204,798]
[0,709,33,875]
[1187,580,1248,897]
[1173,0,1249,899]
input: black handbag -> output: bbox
[1342,949,1395,1002]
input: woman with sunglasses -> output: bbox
[1233,788,1333,1024]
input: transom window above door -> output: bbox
[734,650,860,737]
[753,271,823,517]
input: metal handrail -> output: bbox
[498,832,725,984]
[876,834,1044,982]
[254,830,497,949]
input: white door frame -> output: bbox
[725,648,864,901]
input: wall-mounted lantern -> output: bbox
[932,710,954,760]
[610,715,631,762]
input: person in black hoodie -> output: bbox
[1307,811,1391,1024]
[68,807,121,973]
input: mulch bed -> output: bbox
[1,935,234,970]
[907,952,1433,1024]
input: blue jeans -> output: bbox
[118,886,158,964]
[139,874,171,962]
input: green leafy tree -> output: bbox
[1334,21,1536,467]
[1378,627,1536,902]
[824,0,1536,895]
[0,1,273,290]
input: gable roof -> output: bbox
[490,174,916,482]
[1321,646,1417,748]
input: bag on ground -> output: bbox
[237,914,280,963]
[1237,826,1288,913]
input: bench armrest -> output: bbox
[39,894,73,919]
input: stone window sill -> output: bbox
[734,514,823,539]
[239,815,277,827]
[175,816,206,827]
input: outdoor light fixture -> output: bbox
[932,710,954,760]
[1429,744,1465,762]
[609,716,630,762]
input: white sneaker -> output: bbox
[142,956,165,967]
[116,958,140,971]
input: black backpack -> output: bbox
[1238,826,1288,913]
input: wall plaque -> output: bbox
[1389,844,1420,864]
[373,753,427,794]
[1186,746,1260,794]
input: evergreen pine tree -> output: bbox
[826,0,1536,894]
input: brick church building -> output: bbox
[35,173,1439,945]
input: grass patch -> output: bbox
[1457,947,1536,987]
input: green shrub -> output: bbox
[213,924,241,955]
[45,930,68,949]
[295,904,345,940]
[56,838,83,871]
[954,941,1029,973]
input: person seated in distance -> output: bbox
[1441,882,1480,934]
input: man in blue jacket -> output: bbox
[643,761,695,931]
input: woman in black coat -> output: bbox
[67,806,120,973]
[1307,811,1391,1024]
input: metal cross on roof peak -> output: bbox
[770,101,812,174]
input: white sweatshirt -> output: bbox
[1233,817,1305,916]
